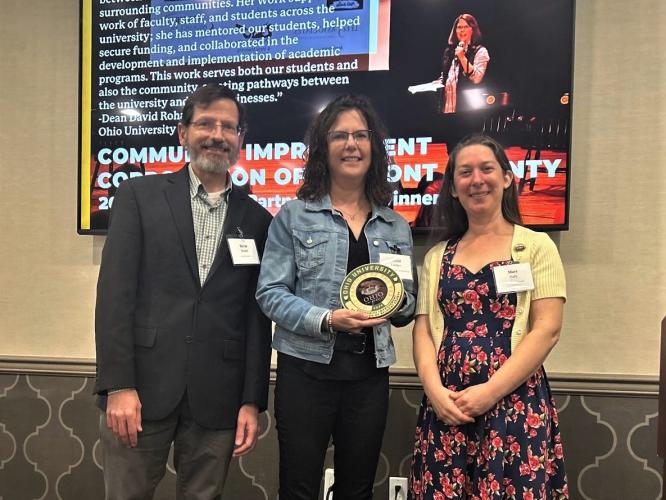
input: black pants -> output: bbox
[274,359,389,500]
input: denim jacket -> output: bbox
[256,195,417,368]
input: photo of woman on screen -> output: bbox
[439,13,490,113]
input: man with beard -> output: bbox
[94,85,273,499]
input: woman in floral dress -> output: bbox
[409,135,568,499]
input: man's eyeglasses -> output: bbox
[327,130,372,144]
[190,119,242,136]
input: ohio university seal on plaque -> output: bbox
[340,263,404,318]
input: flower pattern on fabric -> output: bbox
[410,238,568,499]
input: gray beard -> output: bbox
[190,150,236,174]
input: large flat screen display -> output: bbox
[78,0,574,234]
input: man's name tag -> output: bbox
[379,253,412,281]
[492,263,534,293]
[227,238,260,265]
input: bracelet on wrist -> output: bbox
[327,310,335,334]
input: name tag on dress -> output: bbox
[227,238,260,265]
[379,253,412,281]
[492,263,534,293]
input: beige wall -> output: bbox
[1,0,664,377]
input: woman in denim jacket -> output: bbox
[256,95,417,500]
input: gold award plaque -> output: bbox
[340,263,405,319]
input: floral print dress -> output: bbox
[409,239,568,499]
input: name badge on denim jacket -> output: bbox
[379,253,412,281]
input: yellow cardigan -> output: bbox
[416,225,566,353]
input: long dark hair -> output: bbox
[297,94,392,206]
[430,134,521,243]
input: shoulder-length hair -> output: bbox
[447,13,483,46]
[430,134,521,243]
[297,94,392,206]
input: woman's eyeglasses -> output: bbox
[327,130,372,144]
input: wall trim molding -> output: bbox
[0,356,658,396]
[387,368,659,396]
[0,356,96,377]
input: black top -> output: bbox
[279,214,386,380]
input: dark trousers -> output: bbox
[99,394,235,500]
[274,360,389,500]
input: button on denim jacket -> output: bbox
[256,195,417,367]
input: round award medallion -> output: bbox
[339,263,405,318]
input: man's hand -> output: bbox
[106,389,142,447]
[233,404,259,457]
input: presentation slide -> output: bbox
[79,0,573,233]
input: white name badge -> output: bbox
[492,263,535,293]
[379,253,413,281]
[227,238,260,265]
